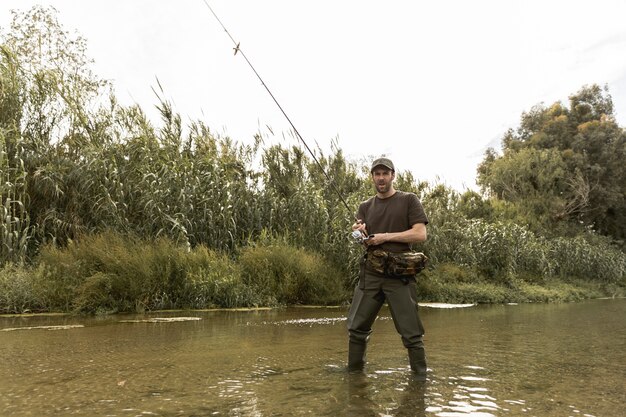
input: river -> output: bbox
[1,298,624,416]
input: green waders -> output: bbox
[346,264,426,379]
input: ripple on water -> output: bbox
[1,325,84,331]
[255,317,346,326]
[118,317,201,323]
[420,303,477,309]
[425,362,501,417]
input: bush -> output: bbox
[37,231,249,313]
[549,236,626,285]
[417,262,605,303]
[416,267,511,303]
[239,240,347,306]
[0,264,46,313]
[178,247,259,309]
[29,231,350,314]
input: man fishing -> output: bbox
[202,4,429,379]
[347,157,429,380]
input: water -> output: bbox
[1,299,625,416]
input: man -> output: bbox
[347,157,429,380]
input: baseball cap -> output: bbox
[370,157,395,172]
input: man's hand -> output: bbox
[365,223,427,247]
[364,233,387,246]
[352,219,368,235]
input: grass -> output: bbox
[416,262,616,304]
[239,241,348,306]
[1,231,350,314]
[40,231,269,314]
[0,264,47,314]
[1,235,622,315]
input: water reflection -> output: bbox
[332,371,428,417]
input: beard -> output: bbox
[376,181,391,194]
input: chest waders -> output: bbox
[346,260,427,380]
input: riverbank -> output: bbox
[2,230,624,315]
[2,256,622,315]
[416,262,625,303]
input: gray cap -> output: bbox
[370,157,395,172]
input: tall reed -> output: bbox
[1,7,624,305]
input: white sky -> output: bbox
[2,0,626,191]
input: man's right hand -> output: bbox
[352,219,368,236]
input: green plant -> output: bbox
[239,238,347,306]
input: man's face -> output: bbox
[371,167,395,194]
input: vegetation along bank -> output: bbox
[1,7,624,314]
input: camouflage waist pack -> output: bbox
[366,249,428,277]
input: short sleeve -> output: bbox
[408,193,429,226]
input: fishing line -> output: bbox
[201,0,355,216]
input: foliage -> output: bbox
[0,7,624,314]
[1,231,350,314]
[478,84,626,242]
[239,234,348,306]
[417,263,603,304]
[35,231,254,314]
[1,45,30,264]
[1,5,113,256]
[0,264,46,313]
[424,216,625,287]
[548,235,626,285]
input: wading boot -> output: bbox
[347,341,367,372]
[408,347,427,381]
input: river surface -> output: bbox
[1,299,625,417]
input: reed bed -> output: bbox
[0,10,624,314]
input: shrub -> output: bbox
[549,236,626,285]
[177,247,257,309]
[0,264,46,313]
[239,240,347,306]
[37,231,248,313]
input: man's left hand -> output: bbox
[365,233,388,246]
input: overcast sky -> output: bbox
[2,0,626,191]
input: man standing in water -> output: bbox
[347,157,429,380]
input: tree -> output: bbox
[2,6,109,146]
[478,84,626,241]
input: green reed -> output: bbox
[0,6,624,313]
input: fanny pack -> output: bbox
[365,249,428,277]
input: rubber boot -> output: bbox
[348,341,367,372]
[408,347,427,381]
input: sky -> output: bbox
[2,0,626,191]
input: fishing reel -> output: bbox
[351,230,373,244]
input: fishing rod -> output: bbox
[201,0,356,219]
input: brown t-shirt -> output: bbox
[356,190,428,253]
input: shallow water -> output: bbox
[1,299,625,416]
